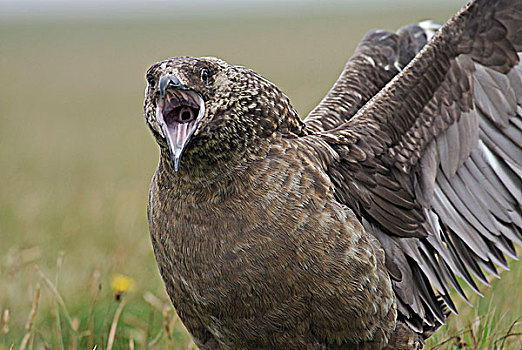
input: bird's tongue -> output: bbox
[164,119,197,169]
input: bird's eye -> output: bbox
[146,72,156,86]
[201,69,210,84]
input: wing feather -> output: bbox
[308,0,522,335]
[304,22,436,133]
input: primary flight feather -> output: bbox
[143,0,522,348]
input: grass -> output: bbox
[0,3,520,349]
[425,258,521,350]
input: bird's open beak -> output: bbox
[156,75,205,172]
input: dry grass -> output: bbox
[1,4,520,349]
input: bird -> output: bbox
[143,0,521,349]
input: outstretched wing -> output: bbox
[319,0,522,335]
[304,20,441,133]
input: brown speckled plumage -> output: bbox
[143,1,522,349]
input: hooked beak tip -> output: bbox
[159,75,183,99]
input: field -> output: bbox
[1,3,521,349]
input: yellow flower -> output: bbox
[110,274,135,295]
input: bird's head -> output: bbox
[144,56,305,175]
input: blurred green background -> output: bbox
[1,1,520,349]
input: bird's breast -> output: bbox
[147,139,395,347]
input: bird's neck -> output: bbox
[155,137,273,201]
